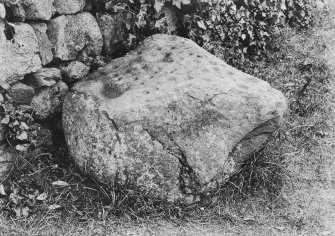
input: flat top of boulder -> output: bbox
[73,34,286,121]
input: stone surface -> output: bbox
[30,23,54,66]
[96,11,133,57]
[35,125,53,147]
[62,61,90,82]
[0,125,6,142]
[47,12,103,61]
[21,0,54,20]
[0,22,42,88]
[53,0,85,14]
[0,145,16,181]
[23,68,61,89]
[31,81,68,120]
[5,3,26,22]
[8,83,35,104]
[63,34,287,202]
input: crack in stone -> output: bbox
[101,111,121,143]
[143,128,202,195]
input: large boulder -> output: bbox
[47,12,103,61]
[63,34,287,202]
[0,22,42,89]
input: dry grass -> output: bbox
[1,3,335,236]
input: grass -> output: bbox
[1,3,335,235]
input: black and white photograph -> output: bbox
[0,0,334,235]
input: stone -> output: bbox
[30,23,53,66]
[8,83,35,104]
[0,124,7,143]
[62,34,287,202]
[47,12,103,61]
[62,61,90,83]
[96,11,133,57]
[23,68,61,89]
[0,22,42,88]
[20,0,54,20]
[84,0,93,12]
[53,0,85,15]
[31,81,68,120]
[5,3,26,22]
[34,125,53,148]
[0,145,16,181]
[91,56,107,71]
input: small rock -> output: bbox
[0,124,7,143]
[17,105,33,113]
[0,145,16,181]
[8,83,35,104]
[53,0,86,15]
[31,81,68,120]
[62,61,90,82]
[23,68,61,89]
[30,23,54,66]
[0,93,4,104]
[34,125,53,147]
[91,56,107,71]
[84,0,93,11]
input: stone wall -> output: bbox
[0,0,132,142]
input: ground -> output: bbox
[1,2,335,236]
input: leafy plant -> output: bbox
[112,0,316,60]
[0,103,40,152]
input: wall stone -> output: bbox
[96,11,133,57]
[47,12,103,61]
[0,22,42,89]
[53,0,86,15]
[21,0,55,21]
[30,23,54,66]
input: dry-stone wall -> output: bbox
[0,0,132,179]
[0,0,131,137]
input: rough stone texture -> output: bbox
[47,12,103,61]
[63,34,287,202]
[30,23,54,66]
[31,81,68,120]
[96,11,133,57]
[35,125,53,147]
[23,68,61,89]
[53,0,85,14]
[8,83,35,104]
[0,22,42,88]
[62,61,90,82]
[0,145,16,181]
[5,3,26,22]
[0,124,7,143]
[21,0,55,21]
